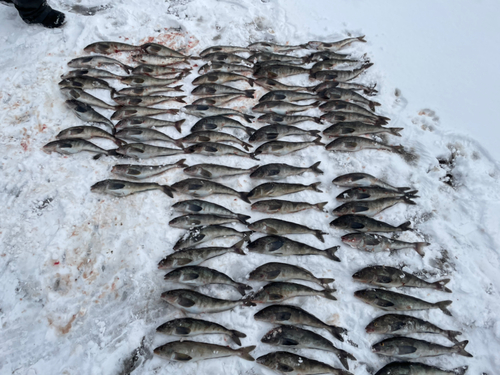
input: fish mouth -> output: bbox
[365,326,375,333]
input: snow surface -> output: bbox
[1,1,500,374]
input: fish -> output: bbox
[352,266,451,292]
[115,143,184,158]
[336,187,417,205]
[254,60,306,70]
[251,200,327,214]
[332,173,411,192]
[248,124,320,143]
[366,314,462,343]
[248,42,305,53]
[42,139,115,159]
[254,305,347,341]
[312,81,378,95]
[112,95,186,106]
[247,236,340,262]
[156,317,247,345]
[321,111,387,126]
[178,131,252,151]
[257,113,322,125]
[115,128,178,144]
[111,107,179,120]
[191,83,254,97]
[160,289,253,314]
[83,41,141,54]
[172,200,251,224]
[131,54,187,66]
[163,266,252,296]
[254,64,310,79]
[171,178,250,203]
[311,58,363,73]
[354,289,453,316]
[252,139,324,157]
[319,100,389,121]
[372,337,472,359]
[120,75,181,87]
[252,101,319,115]
[259,90,319,103]
[182,105,254,123]
[248,218,327,242]
[192,72,254,86]
[261,326,355,370]
[250,162,323,180]
[323,122,403,138]
[131,64,190,76]
[192,94,248,107]
[247,281,336,304]
[56,125,123,146]
[318,87,381,111]
[61,87,117,110]
[255,78,315,92]
[115,85,184,96]
[341,233,428,257]
[325,137,404,154]
[330,215,411,233]
[306,36,366,51]
[257,351,352,375]
[310,63,373,82]
[61,68,123,80]
[198,62,253,74]
[183,142,258,160]
[111,160,187,179]
[154,340,255,362]
[247,182,322,200]
[173,225,252,250]
[199,45,249,56]
[332,197,416,217]
[158,239,246,268]
[65,100,114,132]
[191,116,256,135]
[115,117,185,133]
[67,55,132,73]
[374,362,468,375]
[140,42,186,58]
[169,214,241,229]
[58,77,115,93]
[249,262,334,289]
[90,179,175,197]
[306,51,351,62]
[201,52,253,66]
[183,164,258,179]
[248,52,306,64]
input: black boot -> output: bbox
[13,0,65,28]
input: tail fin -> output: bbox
[313,117,323,124]
[397,187,411,192]
[318,278,335,286]
[242,231,253,242]
[93,153,104,160]
[432,278,452,293]
[322,290,337,300]
[358,36,367,43]
[325,246,341,262]
[248,78,255,87]
[397,221,411,231]
[413,242,429,257]
[315,202,328,212]
[405,190,419,197]
[240,192,251,203]
[244,126,256,136]
[402,196,417,205]
[237,214,252,225]
[244,114,255,123]
[248,165,260,174]
[241,142,253,151]
[446,330,462,344]
[314,231,326,243]
[230,330,247,346]
[302,55,312,64]
[236,346,256,361]
[309,182,323,192]
[161,185,175,198]
[175,158,189,168]
[231,240,246,255]
[245,90,255,98]
[123,64,133,74]
[311,101,321,108]
[362,62,374,70]
[175,96,187,104]
[250,153,260,161]
[435,300,453,316]
[336,349,356,370]
[452,366,468,375]
[391,145,405,154]
[375,118,388,126]
[173,85,183,92]
[313,138,325,146]
[453,341,473,357]
[328,325,347,342]
[182,67,192,74]
[174,119,185,133]
[364,83,378,96]
[236,283,253,296]
[112,137,126,147]
[389,127,404,137]
[309,161,323,175]
[308,129,321,138]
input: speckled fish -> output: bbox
[163,265,252,296]
[353,266,451,292]
[310,64,373,82]
[372,337,472,359]
[198,62,253,75]
[254,64,310,79]
[84,41,141,54]
[42,139,114,159]
[68,55,132,73]
[354,289,452,316]
[199,45,249,56]
[255,78,315,92]
[191,116,256,135]
[115,143,184,158]
[158,239,246,268]
[111,159,187,180]
[324,123,403,138]
[178,131,252,151]
[374,361,468,375]
[253,139,324,157]
[326,137,404,154]
[254,60,305,70]
[115,117,185,133]
[115,85,183,96]
[254,305,347,341]
[257,351,352,375]
[172,225,252,251]
[318,87,380,110]
[132,54,187,66]
[171,178,250,203]
[341,233,428,257]
[248,124,320,143]
[247,182,322,200]
[120,75,181,87]
[336,187,418,202]
[90,179,175,197]
[173,200,251,224]
[141,42,187,57]
[192,72,254,86]
[248,52,306,64]
[56,125,123,146]
[154,340,255,362]
[319,101,389,122]
[332,173,411,192]
[132,64,191,76]
[161,289,253,313]
[157,318,247,345]
[61,87,117,110]
[252,101,319,115]
[366,314,462,343]
[261,326,355,370]
[247,236,340,262]
[250,162,323,180]
[202,52,253,66]
[248,218,327,242]
[307,36,366,51]
[247,282,336,304]
[248,42,305,53]
[321,111,386,126]
[249,262,334,289]
[259,90,319,103]
[257,113,322,125]
[251,200,327,214]
[332,196,416,217]
[61,68,123,80]
[59,77,114,93]
[331,215,411,233]
[311,59,362,73]
[192,94,248,107]
[112,94,186,106]
[111,106,179,120]
[115,127,178,144]
[183,164,258,179]
[183,105,254,123]
[65,100,114,132]
[312,81,378,95]
[184,142,258,160]
[191,83,254,98]
[169,214,240,229]
[306,51,350,62]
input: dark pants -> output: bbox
[5,0,51,22]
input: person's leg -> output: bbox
[11,0,65,28]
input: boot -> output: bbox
[13,0,65,28]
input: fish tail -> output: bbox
[313,116,323,124]
[314,231,326,243]
[402,196,417,205]
[313,138,325,146]
[391,145,405,154]
[242,231,253,242]
[325,246,341,262]
[237,214,252,225]
[309,182,323,192]
[364,83,378,95]
[244,114,255,123]
[322,289,337,300]
[231,239,246,255]
[405,190,419,197]
[446,330,462,344]
[397,186,411,192]
[309,161,324,175]
[311,100,321,108]
[397,221,411,231]
[175,96,187,104]
[123,64,133,74]
[413,242,429,257]
[182,67,192,74]
[375,118,388,126]
[167,109,180,115]
[248,165,260,174]
[328,325,347,342]
[247,78,255,87]
[112,137,126,147]
[237,346,256,362]
[452,366,468,375]
[337,349,356,370]
[173,85,183,92]
[435,300,453,316]
[453,341,473,357]
[161,185,175,198]
[172,119,185,134]
[315,202,328,212]
[236,283,253,296]
[174,140,184,148]
[389,127,404,136]
[230,330,247,346]
[433,278,452,293]
[319,278,335,286]
[362,62,374,70]
[358,35,367,43]
[302,54,312,64]
[244,126,256,136]
[250,152,260,161]
[245,90,255,98]
[175,158,189,168]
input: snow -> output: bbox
[1,0,499,374]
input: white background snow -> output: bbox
[1,0,499,374]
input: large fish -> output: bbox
[319,100,389,122]
[111,106,179,121]
[306,51,351,63]
[253,139,324,157]
[332,173,411,192]
[192,72,254,86]
[336,187,417,202]
[173,225,252,250]
[115,128,178,145]
[248,42,305,53]
[252,101,319,115]
[255,78,315,92]
[132,54,187,66]
[56,125,123,146]
[257,351,352,375]
[249,262,334,289]
[324,123,403,138]
[61,68,123,80]
[257,113,322,125]
[179,131,252,151]
[248,124,320,143]
[330,215,411,233]
[306,36,366,51]
[169,214,240,229]
[112,94,186,106]
[310,64,373,82]
[318,87,381,111]
[321,111,387,126]
[141,42,186,58]
[312,81,378,95]
[171,178,250,203]
[90,179,175,197]
[59,76,115,93]
[120,75,181,87]
[259,90,319,103]
[254,64,311,79]
[67,55,132,73]
[201,52,252,66]
[131,64,190,76]
[115,117,185,133]
[161,289,253,314]
[192,83,255,97]
[341,233,428,257]
[250,162,323,180]
[42,139,114,159]
[84,41,141,54]
[115,85,183,96]
[183,105,254,123]
[198,62,253,74]
[248,218,327,242]
[247,182,322,200]
[183,164,258,179]
[111,160,187,179]
[326,136,404,154]
[154,340,255,362]
[65,100,114,132]
[191,116,255,135]
[192,94,249,107]
[332,197,416,217]
[115,143,184,159]
[247,282,336,304]
[374,362,468,375]
[249,52,306,64]
[251,199,327,214]
[172,200,251,224]
[372,337,472,359]
[61,87,117,110]
[183,142,258,160]
[311,58,363,73]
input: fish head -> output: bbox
[371,341,397,356]
[353,289,374,302]
[341,233,362,246]
[253,308,275,322]
[90,181,110,193]
[156,320,175,334]
[153,345,176,360]
[42,141,61,154]
[260,327,283,345]
[352,268,375,284]
[248,268,267,281]
[157,258,172,270]
[365,320,384,334]
[256,353,276,367]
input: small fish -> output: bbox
[332,173,411,192]
[169,214,240,229]
[111,107,179,121]
[247,236,340,262]
[198,62,253,74]
[319,100,389,121]
[112,95,186,106]
[191,83,254,98]
[84,41,141,54]
[111,159,187,179]
[324,122,403,138]
[42,139,114,159]
[61,68,123,80]
[164,265,252,296]
[311,59,363,73]
[252,101,319,115]
[115,143,184,159]
[374,362,468,375]
[56,125,123,146]
[141,42,186,58]
[321,111,387,126]
[354,288,453,316]
[191,116,255,135]
[250,162,323,180]
[336,187,419,202]
[158,239,246,268]
[248,42,305,53]
[120,75,181,87]
[131,64,190,76]
[172,200,250,224]
[202,52,253,66]
[254,60,306,70]
[178,131,252,151]
[312,81,378,95]
[154,340,255,362]
[132,54,187,66]
[199,45,250,56]
[192,94,248,107]
[254,305,347,341]
[171,178,250,203]
[254,64,310,79]
[249,262,334,289]
[310,63,373,82]
[59,77,115,93]
[251,200,327,214]
[257,113,322,125]
[372,337,472,359]
[341,233,428,257]
[247,281,336,304]
[161,289,253,314]
[115,128,177,144]
[248,52,306,64]
[183,164,258,179]
[249,124,320,143]
[65,100,114,132]
[183,105,254,123]
[247,182,322,200]
[248,218,327,242]
[115,117,185,133]
[183,142,258,160]
[318,87,381,111]
[68,55,132,73]
[353,266,451,292]
[157,317,247,345]
[192,72,254,86]
[253,139,324,157]
[173,225,252,251]
[330,215,411,233]
[332,197,416,217]
[325,137,404,154]
[61,88,117,110]
[306,36,366,51]
[306,51,351,62]
[255,78,315,92]
[115,85,184,96]
[259,90,319,103]
[90,179,175,197]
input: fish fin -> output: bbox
[176,258,193,265]
[446,330,462,344]
[248,78,254,87]
[314,117,323,124]
[240,192,251,204]
[230,330,246,346]
[199,169,212,178]
[375,276,393,284]
[453,341,473,357]
[236,283,252,296]
[242,142,252,151]
[313,138,324,146]
[167,109,180,115]
[183,272,200,281]
[250,153,260,161]
[398,346,417,354]
[397,187,411,192]
[391,145,405,154]
[389,127,404,136]
[266,270,282,280]
[452,366,468,375]
[244,114,255,123]
[398,221,411,231]
[358,35,367,43]
[375,299,394,308]
[309,182,323,192]
[231,240,246,255]
[174,327,191,335]
[93,154,104,160]
[245,90,255,98]
[337,349,356,370]
[266,227,279,235]
[323,290,337,300]
[178,297,196,307]
[174,352,192,361]
[175,96,187,104]
[328,325,347,342]
[325,246,341,262]
[311,101,321,108]
[282,338,299,346]
[237,214,252,225]
[309,161,323,175]
[315,202,328,212]
[173,85,183,92]
[244,126,256,136]
[435,300,453,316]
[314,231,326,243]
[402,196,417,205]
[269,293,283,301]
[161,185,175,198]
[319,278,335,286]
[433,278,452,293]
[175,159,189,168]
[243,231,253,242]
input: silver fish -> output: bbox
[111,159,187,180]
[247,281,336,304]
[191,116,255,135]
[318,87,381,111]
[56,125,123,146]
[324,122,403,138]
[341,233,428,256]
[248,218,327,242]
[253,139,324,157]
[183,142,258,160]
[67,55,132,73]
[247,182,322,200]
[311,58,363,73]
[199,45,249,56]
[141,42,186,58]
[312,81,378,95]
[90,179,175,197]
[319,100,389,122]
[336,187,418,202]
[132,54,187,66]
[374,361,468,375]
[198,62,253,74]
[191,83,254,98]
[178,131,252,151]
[59,77,114,93]
[112,95,186,106]
[248,42,305,53]
[172,200,251,224]
[310,63,373,82]
[120,75,181,87]
[131,64,191,76]
[255,78,315,92]
[250,162,323,180]
[115,143,184,159]
[251,200,327,214]
[61,68,123,80]
[173,225,252,251]
[332,173,411,192]
[154,340,255,362]
[111,107,179,120]
[171,178,250,203]
[182,105,254,123]
[42,139,114,159]
[252,101,319,115]
[65,100,114,132]
[306,36,366,51]
[61,87,117,110]
[257,351,352,375]
[161,289,252,313]
[332,196,416,217]
[249,262,334,289]
[372,337,472,359]
[248,124,320,143]
[115,127,177,145]
[192,72,254,86]
[326,137,404,154]
[183,164,258,179]
[84,41,141,54]
[254,64,310,79]
[257,113,322,125]
[330,215,411,233]
[202,52,252,66]
[169,214,240,229]
[321,111,387,126]
[192,94,248,107]
[115,85,183,96]
[115,117,185,133]
[248,52,306,64]
[259,90,320,103]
